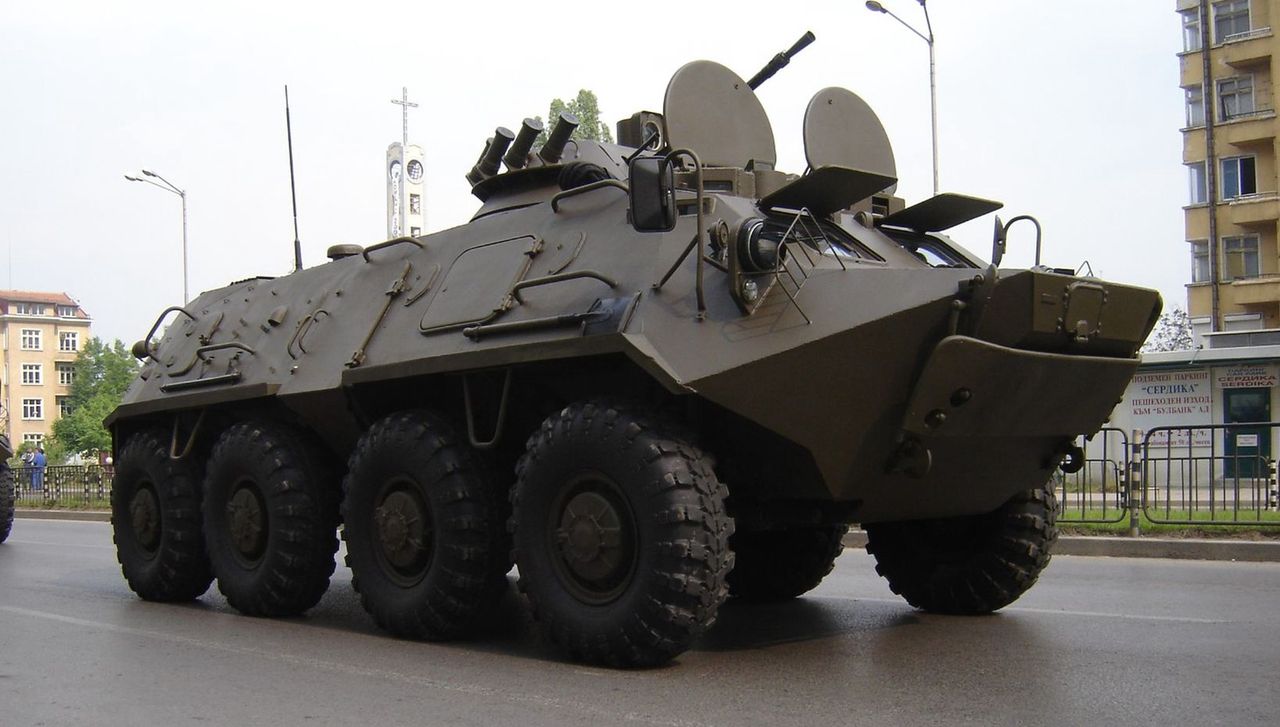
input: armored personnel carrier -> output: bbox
[108,35,1160,666]
[1,435,14,543]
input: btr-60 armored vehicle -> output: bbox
[0,434,13,543]
[108,35,1161,666]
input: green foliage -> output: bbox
[534,89,613,145]
[48,338,139,457]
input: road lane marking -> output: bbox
[817,596,1227,624]
[0,605,713,727]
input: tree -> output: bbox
[1142,307,1195,353]
[535,89,613,145]
[49,338,139,458]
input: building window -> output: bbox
[22,398,43,420]
[1213,0,1251,43]
[1187,162,1208,205]
[1185,86,1205,127]
[57,396,71,417]
[22,433,43,447]
[15,302,46,315]
[1220,156,1257,199]
[59,331,78,352]
[1223,234,1260,280]
[57,362,75,386]
[20,328,41,350]
[1218,76,1254,119]
[56,305,76,317]
[1182,9,1202,51]
[409,193,421,215]
[21,363,42,385]
[1191,240,1211,282]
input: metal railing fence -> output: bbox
[1053,428,1131,524]
[1141,424,1280,526]
[9,465,114,509]
[1054,423,1280,529]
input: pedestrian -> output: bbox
[32,447,47,492]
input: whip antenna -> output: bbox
[285,85,303,272]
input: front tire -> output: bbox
[342,410,510,640]
[203,421,339,617]
[511,401,734,667]
[727,525,848,602]
[865,487,1058,614]
[0,465,15,544]
[110,429,213,600]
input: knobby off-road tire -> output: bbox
[342,410,510,640]
[727,525,849,602]
[0,465,15,544]
[511,401,735,667]
[110,429,213,600]
[203,421,339,617]
[864,487,1058,614]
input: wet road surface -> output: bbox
[2,519,1277,726]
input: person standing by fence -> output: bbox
[32,447,46,492]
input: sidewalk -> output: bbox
[16,509,1280,563]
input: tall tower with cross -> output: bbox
[386,86,425,237]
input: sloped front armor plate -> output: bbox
[901,335,1138,438]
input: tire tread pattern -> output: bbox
[111,429,213,601]
[727,524,849,602]
[511,400,735,667]
[205,421,338,617]
[865,487,1058,614]
[0,466,14,544]
[342,410,510,640]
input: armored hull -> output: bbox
[108,46,1160,666]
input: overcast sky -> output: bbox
[1,0,1184,345]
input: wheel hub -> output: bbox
[553,488,632,602]
[129,487,161,552]
[371,481,433,586]
[226,484,267,564]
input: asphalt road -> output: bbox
[2,520,1277,727]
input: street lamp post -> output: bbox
[866,0,938,196]
[125,170,189,303]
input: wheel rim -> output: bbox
[226,478,268,568]
[129,482,162,555]
[373,476,434,587]
[548,473,638,605]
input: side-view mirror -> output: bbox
[990,214,1007,266]
[628,156,676,233]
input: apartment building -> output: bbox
[0,291,93,451]
[1179,0,1279,339]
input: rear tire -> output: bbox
[865,487,1058,614]
[0,465,15,544]
[511,401,734,667]
[342,410,510,640]
[203,421,339,617]
[727,525,848,602]
[111,429,213,601]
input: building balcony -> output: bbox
[1222,28,1274,67]
[1224,192,1280,227]
[1229,274,1280,306]
[1217,108,1277,146]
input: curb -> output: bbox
[16,509,110,522]
[842,530,1280,563]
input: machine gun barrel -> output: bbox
[746,31,815,90]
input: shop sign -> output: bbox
[1214,364,1278,389]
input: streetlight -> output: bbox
[124,169,189,303]
[866,0,938,196]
